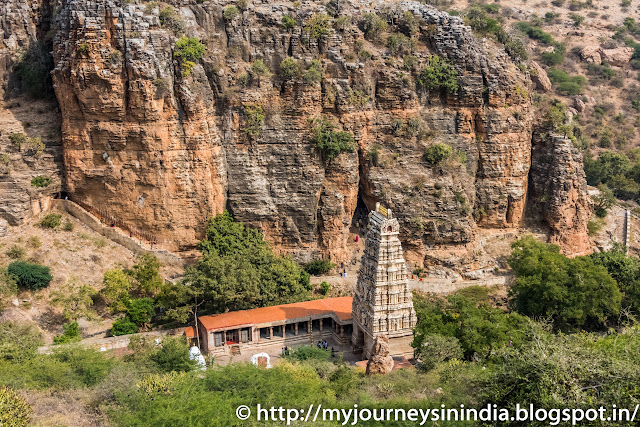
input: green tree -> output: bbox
[508,236,622,330]
[279,57,299,80]
[593,183,615,218]
[304,259,336,275]
[304,13,332,41]
[127,298,155,326]
[101,269,132,313]
[159,212,311,319]
[150,336,196,372]
[111,318,139,336]
[309,117,355,162]
[250,59,271,84]
[127,254,163,297]
[222,5,239,20]
[417,55,459,94]
[53,321,82,344]
[590,245,640,316]
[7,261,52,291]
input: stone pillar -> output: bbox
[269,327,273,339]
[294,323,298,336]
[320,319,323,331]
[222,331,226,345]
[340,325,344,338]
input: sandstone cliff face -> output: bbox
[0,0,63,225]
[46,0,537,263]
[529,132,592,256]
[0,0,585,265]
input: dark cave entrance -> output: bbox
[351,193,370,235]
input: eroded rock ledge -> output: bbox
[0,0,586,265]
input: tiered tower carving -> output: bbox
[351,203,417,359]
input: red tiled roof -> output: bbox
[198,297,353,331]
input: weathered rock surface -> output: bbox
[366,336,394,375]
[580,45,633,67]
[529,133,592,255]
[530,61,551,92]
[47,0,537,262]
[0,0,593,267]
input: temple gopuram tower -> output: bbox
[351,203,417,359]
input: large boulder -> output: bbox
[600,47,634,67]
[530,61,551,92]
[580,46,602,63]
[366,336,394,375]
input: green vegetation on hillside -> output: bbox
[158,211,311,323]
[309,117,355,162]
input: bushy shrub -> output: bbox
[417,55,459,94]
[111,318,139,336]
[416,334,463,371]
[222,5,239,21]
[361,13,388,40]
[173,37,205,75]
[7,261,52,291]
[62,219,74,231]
[0,322,43,362]
[127,298,155,326]
[8,133,26,149]
[423,143,453,166]
[282,14,296,29]
[30,175,51,188]
[304,13,332,41]
[320,281,330,295]
[39,213,62,228]
[285,345,331,362]
[150,336,195,372]
[516,21,556,45]
[243,103,264,137]
[53,321,82,345]
[250,59,271,84]
[13,41,54,99]
[304,259,336,275]
[303,59,323,84]
[6,245,25,260]
[0,154,10,175]
[279,57,299,81]
[309,117,355,162]
[0,385,32,427]
[0,268,18,301]
[159,6,185,33]
[547,68,586,95]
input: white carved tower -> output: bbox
[351,203,417,359]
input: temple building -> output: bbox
[186,204,416,360]
[351,203,417,359]
[187,297,353,355]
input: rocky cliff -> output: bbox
[1,0,592,266]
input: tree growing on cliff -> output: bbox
[7,261,52,291]
[304,13,332,42]
[173,37,205,76]
[417,55,459,95]
[242,103,264,138]
[309,117,355,162]
[158,211,311,321]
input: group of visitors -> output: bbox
[281,346,290,356]
[317,340,328,350]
